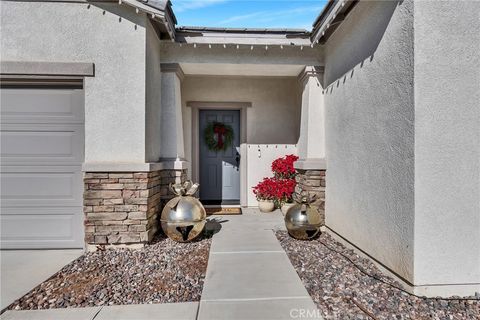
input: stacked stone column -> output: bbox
[83,169,187,250]
[295,169,326,225]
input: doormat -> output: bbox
[205,207,242,215]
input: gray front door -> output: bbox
[199,110,240,204]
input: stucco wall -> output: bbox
[145,20,163,162]
[160,71,184,160]
[182,75,301,147]
[324,0,415,282]
[413,1,480,289]
[297,73,326,161]
[1,1,147,164]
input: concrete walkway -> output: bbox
[0,303,199,320]
[198,209,322,320]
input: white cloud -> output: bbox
[173,0,228,12]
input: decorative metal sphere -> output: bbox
[160,181,206,242]
[284,191,322,240]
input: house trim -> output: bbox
[160,63,185,81]
[0,61,95,77]
[294,158,327,170]
[187,101,251,207]
[82,161,188,172]
[297,65,325,86]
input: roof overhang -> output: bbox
[311,0,359,44]
[119,0,177,40]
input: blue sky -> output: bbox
[171,0,328,30]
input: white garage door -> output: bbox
[1,87,85,249]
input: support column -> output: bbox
[160,63,185,161]
[295,66,326,223]
[158,64,189,232]
[159,63,188,197]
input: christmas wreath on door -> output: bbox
[204,121,234,152]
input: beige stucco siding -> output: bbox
[413,1,480,288]
[324,0,415,282]
[145,20,163,162]
[324,0,480,294]
[1,1,148,164]
[182,75,301,146]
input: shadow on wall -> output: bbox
[90,2,146,27]
[248,126,300,145]
[324,0,401,89]
[247,99,302,145]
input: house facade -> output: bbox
[1,0,479,297]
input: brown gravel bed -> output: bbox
[276,231,480,320]
[7,235,211,310]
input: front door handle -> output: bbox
[235,152,240,165]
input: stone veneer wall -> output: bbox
[295,169,326,225]
[84,169,187,249]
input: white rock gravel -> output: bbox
[276,231,480,320]
[6,235,211,311]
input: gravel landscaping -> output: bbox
[7,234,211,310]
[276,231,480,320]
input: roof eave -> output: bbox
[119,0,177,40]
[311,0,359,44]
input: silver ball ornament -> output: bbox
[160,181,206,242]
[284,191,322,240]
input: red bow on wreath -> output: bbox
[213,125,227,149]
[204,122,234,152]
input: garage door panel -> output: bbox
[2,206,83,216]
[1,169,83,207]
[0,213,83,249]
[1,124,84,165]
[0,88,84,124]
[1,87,85,249]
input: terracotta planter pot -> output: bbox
[281,203,295,216]
[258,200,275,213]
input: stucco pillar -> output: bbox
[296,66,326,169]
[160,63,185,161]
[295,66,326,219]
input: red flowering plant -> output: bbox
[271,154,299,179]
[253,154,299,207]
[252,177,277,201]
[272,178,297,207]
